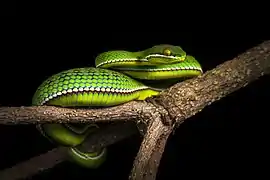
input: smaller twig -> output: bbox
[129,117,173,180]
[0,148,66,180]
[77,122,139,152]
[0,122,138,180]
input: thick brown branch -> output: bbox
[0,101,152,125]
[153,40,270,127]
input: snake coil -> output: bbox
[32,44,203,168]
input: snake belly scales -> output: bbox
[32,44,203,168]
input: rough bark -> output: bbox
[0,148,67,180]
[0,101,149,125]
[0,40,269,180]
[154,40,270,127]
[129,117,173,180]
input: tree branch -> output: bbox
[0,147,67,180]
[154,40,270,127]
[0,101,149,125]
[0,40,269,180]
[0,123,138,180]
[129,117,173,180]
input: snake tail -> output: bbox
[67,147,107,168]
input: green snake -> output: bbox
[32,44,203,168]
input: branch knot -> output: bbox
[145,98,174,127]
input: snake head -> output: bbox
[143,44,187,64]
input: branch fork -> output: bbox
[0,40,269,180]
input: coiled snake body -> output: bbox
[32,44,203,168]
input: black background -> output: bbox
[0,19,269,180]
[0,1,16,16]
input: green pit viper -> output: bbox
[32,44,203,168]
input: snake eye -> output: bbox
[163,49,172,56]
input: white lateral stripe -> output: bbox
[40,86,149,105]
[96,58,142,67]
[146,66,203,71]
[115,66,203,72]
[96,54,183,67]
